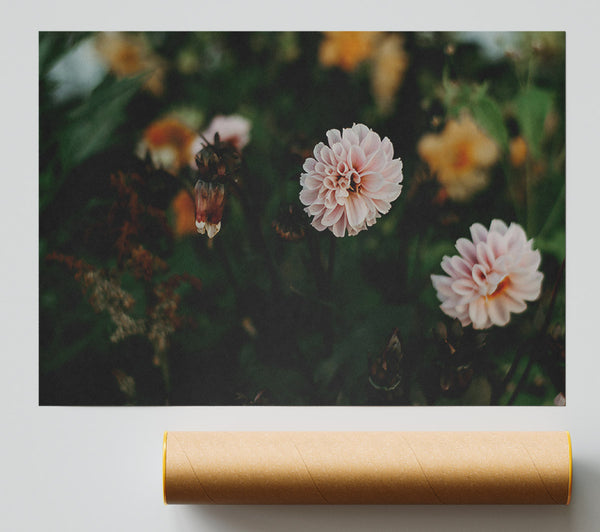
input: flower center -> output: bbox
[452,143,472,171]
[488,276,510,299]
[338,170,361,193]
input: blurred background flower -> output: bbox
[95,32,166,96]
[170,190,196,237]
[189,114,251,168]
[137,116,197,174]
[418,114,499,201]
[371,33,409,114]
[318,31,379,72]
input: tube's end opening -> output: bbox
[567,431,572,505]
[163,431,168,505]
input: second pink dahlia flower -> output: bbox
[299,123,403,237]
[431,220,543,329]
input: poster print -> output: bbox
[39,32,565,406]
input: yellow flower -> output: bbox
[95,32,165,96]
[137,117,197,174]
[371,34,409,114]
[418,115,499,201]
[319,32,379,72]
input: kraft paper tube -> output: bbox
[163,431,572,505]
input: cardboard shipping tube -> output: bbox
[163,431,572,505]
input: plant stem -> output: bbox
[306,229,326,294]
[491,348,524,405]
[506,355,534,405]
[323,235,336,358]
[229,179,281,294]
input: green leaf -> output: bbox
[39,32,90,77]
[515,87,553,159]
[444,83,508,150]
[470,95,509,150]
[462,376,492,405]
[59,74,144,171]
[535,229,565,262]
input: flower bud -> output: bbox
[194,180,225,238]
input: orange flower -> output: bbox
[418,115,499,201]
[137,117,197,174]
[95,32,165,96]
[170,190,196,237]
[319,31,379,72]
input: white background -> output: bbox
[2,1,599,530]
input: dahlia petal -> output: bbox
[336,160,349,175]
[321,204,345,226]
[314,162,327,174]
[311,218,327,232]
[307,202,325,216]
[313,142,325,161]
[469,298,488,329]
[441,299,461,314]
[362,148,388,173]
[506,280,542,301]
[299,187,318,206]
[381,159,403,183]
[476,242,495,269]
[345,193,368,229]
[489,219,508,235]
[303,158,317,173]
[348,145,367,172]
[487,231,506,259]
[332,214,347,237]
[431,274,453,295]
[366,182,402,201]
[381,137,394,159]
[506,223,527,249]
[335,187,349,205]
[361,172,385,192]
[441,256,457,277]
[456,238,477,265]
[472,264,488,286]
[450,256,472,278]
[304,174,322,190]
[332,142,345,160]
[371,198,392,213]
[361,130,382,157]
[487,297,510,326]
[518,249,541,270]
[470,223,488,244]
[352,123,370,142]
[500,292,527,314]
[342,128,360,146]
[320,145,334,166]
[326,128,342,146]
[451,278,476,296]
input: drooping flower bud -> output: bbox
[272,204,308,241]
[194,180,225,238]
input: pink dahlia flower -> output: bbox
[299,123,403,237]
[431,220,543,329]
